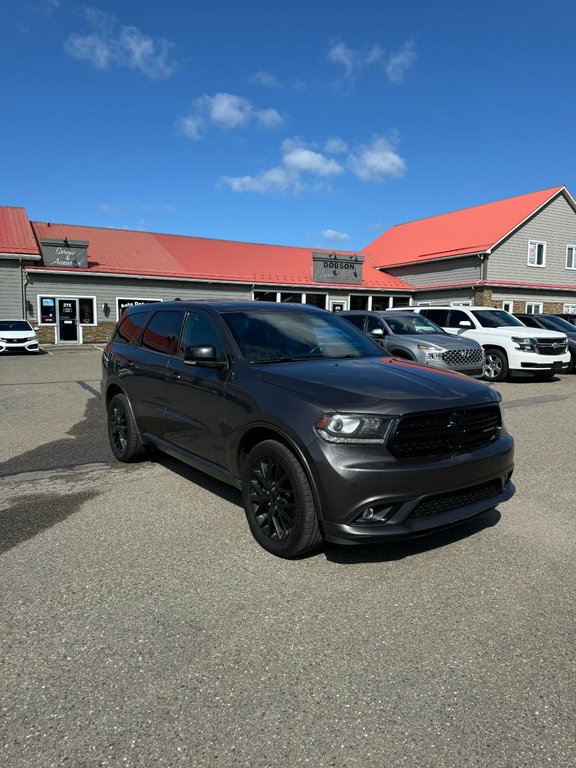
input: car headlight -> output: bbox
[512,336,537,351]
[315,413,396,444]
[417,342,445,360]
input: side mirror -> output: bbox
[184,345,226,368]
[370,327,385,337]
[458,320,473,327]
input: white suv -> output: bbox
[0,319,40,354]
[412,306,570,381]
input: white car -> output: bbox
[411,306,570,381]
[0,319,40,354]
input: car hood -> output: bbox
[0,329,35,339]
[469,326,566,339]
[258,356,498,414]
[394,332,481,349]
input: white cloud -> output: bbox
[221,134,405,195]
[322,229,350,243]
[348,136,406,181]
[66,8,178,80]
[385,41,417,83]
[324,137,348,155]
[178,92,283,139]
[283,147,343,177]
[327,39,416,84]
[248,70,284,88]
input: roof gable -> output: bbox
[365,186,568,267]
[0,207,41,255]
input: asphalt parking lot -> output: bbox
[1,347,575,768]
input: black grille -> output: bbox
[411,479,502,518]
[535,337,567,355]
[389,405,501,458]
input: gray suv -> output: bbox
[101,301,515,558]
[340,310,485,376]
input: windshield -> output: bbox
[0,320,32,331]
[383,314,446,335]
[470,309,525,328]
[223,309,383,363]
[537,315,576,333]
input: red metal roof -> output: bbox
[30,221,411,290]
[365,186,567,267]
[0,207,41,255]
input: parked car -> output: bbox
[101,301,515,558]
[553,314,576,327]
[340,310,485,377]
[411,306,570,382]
[0,319,39,354]
[514,313,576,373]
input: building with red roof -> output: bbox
[365,185,576,313]
[1,185,576,345]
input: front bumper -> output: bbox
[305,434,515,543]
[0,339,39,353]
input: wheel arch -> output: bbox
[236,425,325,521]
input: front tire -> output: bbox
[483,348,508,382]
[107,393,146,462]
[242,440,323,558]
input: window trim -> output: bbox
[37,294,97,326]
[527,240,546,268]
[502,300,514,313]
[563,303,576,313]
[565,245,576,270]
[525,302,543,314]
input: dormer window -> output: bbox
[527,240,546,267]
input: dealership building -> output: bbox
[2,184,576,345]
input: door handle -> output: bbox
[166,370,181,380]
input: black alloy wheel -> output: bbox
[242,440,323,558]
[107,393,146,462]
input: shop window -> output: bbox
[391,296,410,307]
[502,301,514,312]
[527,240,546,267]
[371,297,390,311]
[279,292,303,303]
[254,291,278,302]
[40,297,56,324]
[304,293,327,308]
[566,245,576,270]
[79,298,95,325]
[564,304,576,313]
[349,295,370,310]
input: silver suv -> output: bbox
[340,311,485,376]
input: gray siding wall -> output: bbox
[411,289,474,305]
[488,195,576,284]
[387,255,481,287]
[0,261,24,318]
[24,274,250,324]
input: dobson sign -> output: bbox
[312,252,364,285]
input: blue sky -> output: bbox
[2,0,575,251]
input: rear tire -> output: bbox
[242,440,323,558]
[107,393,146,462]
[483,348,508,382]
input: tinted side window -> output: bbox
[112,311,148,344]
[365,315,384,333]
[141,310,184,355]
[447,310,469,327]
[421,309,448,326]
[179,312,223,357]
[345,315,366,331]
[518,315,539,327]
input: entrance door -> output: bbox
[57,299,80,343]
